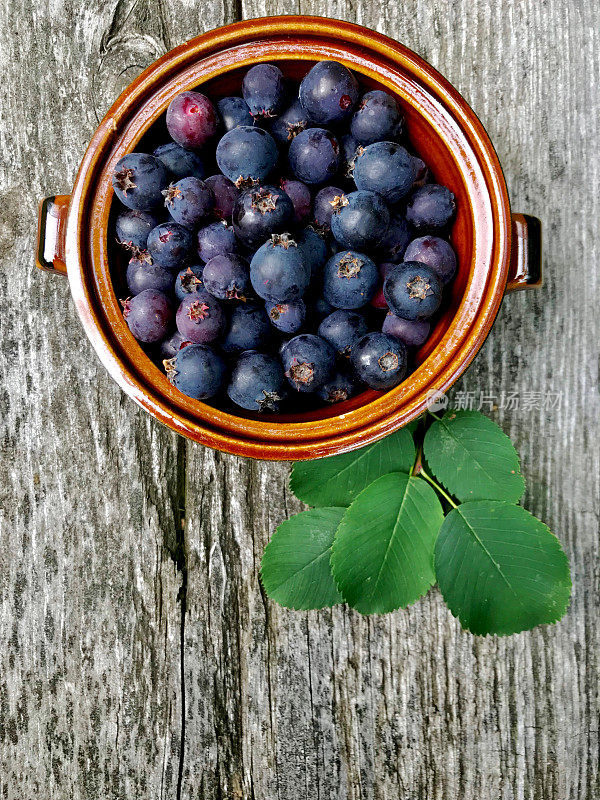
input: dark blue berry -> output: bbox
[164,343,227,400]
[217,96,253,131]
[205,174,239,220]
[153,143,205,180]
[216,126,278,187]
[318,371,357,404]
[383,262,443,321]
[330,190,390,250]
[197,220,238,263]
[242,63,286,119]
[250,234,310,303]
[174,265,204,301]
[288,128,341,185]
[269,99,311,144]
[351,332,407,390]
[280,178,311,224]
[318,309,369,358]
[227,351,286,412]
[406,184,456,230]
[313,185,344,231]
[376,212,412,263]
[266,300,306,333]
[233,185,294,249]
[299,61,359,125]
[126,253,175,296]
[116,209,162,251]
[176,290,225,343]
[112,153,169,210]
[353,141,417,204]
[122,289,173,343]
[350,90,404,145]
[323,250,378,309]
[147,222,194,270]
[382,312,431,347]
[166,91,218,149]
[221,304,271,354]
[163,177,214,229]
[403,235,457,283]
[308,296,335,323]
[202,254,250,300]
[280,334,336,393]
[340,133,360,177]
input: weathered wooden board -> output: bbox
[0,0,598,798]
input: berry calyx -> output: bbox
[251,188,278,214]
[406,275,434,300]
[378,351,399,371]
[270,233,297,249]
[337,253,363,279]
[113,168,137,195]
[187,300,210,321]
[180,267,202,293]
[257,390,282,412]
[162,184,183,206]
[330,194,349,213]
[285,359,314,385]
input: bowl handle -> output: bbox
[35,195,70,277]
[506,213,542,292]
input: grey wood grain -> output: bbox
[1,0,598,798]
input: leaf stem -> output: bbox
[418,469,458,508]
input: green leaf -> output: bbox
[423,410,525,502]
[260,508,345,610]
[435,501,571,635]
[290,429,416,507]
[331,473,444,614]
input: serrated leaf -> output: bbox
[290,429,415,507]
[423,410,525,502]
[435,501,571,635]
[260,508,345,610]
[330,473,444,614]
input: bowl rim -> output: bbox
[65,15,511,460]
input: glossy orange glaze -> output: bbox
[47,16,541,460]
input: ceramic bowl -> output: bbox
[36,16,541,460]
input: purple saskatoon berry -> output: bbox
[405,184,456,230]
[205,174,240,221]
[288,128,341,185]
[216,126,278,188]
[160,331,193,359]
[382,313,431,347]
[153,143,205,180]
[174,265,204,302]
[202,254,251,301]
[112,153,169,211]
[166,91,218,150]
[242,63,286,119]
[269,99,312,144]
[250,234,311,303]
[353,141,418,204]
[163,177,214,229]
[217,96,253,131]
[280,334,336,393]
[266,300,307,334]
[116,209,162,251]
[121,289,174,343]
[370,262,396,309]
[318,309,369,358]
[383,262,443,321]
[351,332,408,390]
[163,344,227,401]
[147,222,194,270]
[403,235,457,283]
[330,190,390,250]
[411,157,429,188]
[377,212,412,263]
[296,226,328,279]
[176,291,225,343]
[197,220,238,263]
[280,178,312,224]
[317,371,358,404]
[227,351,286,412]
[313,185,345,232]
[233,185,294,249]
[126,251,175,296]
[350,90,404,145]
[299,61,359,125]
[322,250,379,310]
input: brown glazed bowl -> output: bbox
[36,16,542,461]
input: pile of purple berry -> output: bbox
[111,60,457,414]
